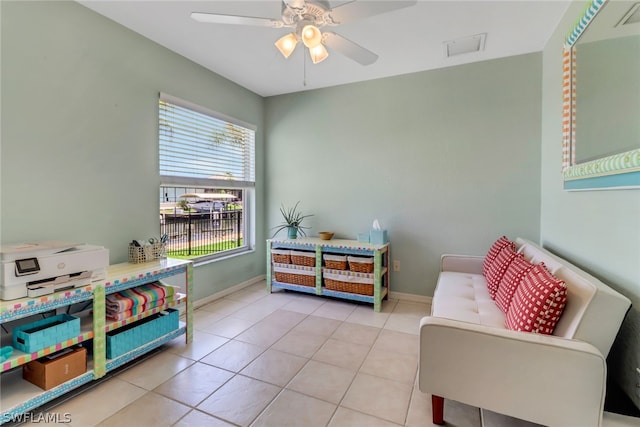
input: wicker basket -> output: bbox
[273,264,316,287]
[151,242,166,259]
[128,243,165,264]
[323,254,347,270]
[291,250,316,267]
[274,271,316,287]
[323,271,374,295]
[348,256,374,273]
[324,278,373,295]
[272,249,291,264]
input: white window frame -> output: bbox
[159,93,256,263]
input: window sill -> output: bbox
[190,247,256,268]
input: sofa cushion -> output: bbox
[432,272,505,328]
[494,255,534,313]
[505,262,568,334]
[517,242,563,274]
[485,246,518,298]
[482,236,515,278]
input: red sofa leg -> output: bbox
[432,395,444,425]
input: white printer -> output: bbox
[0,241,109,300]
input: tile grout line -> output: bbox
[95,285,429,426]
[239,292,364,426]
[265,293,419,426]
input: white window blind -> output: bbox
[159,95,255,188]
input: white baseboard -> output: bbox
[193,275,266,309]
[389,291,432,305]
[190,276,430,310]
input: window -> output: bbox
[159,94,256,262]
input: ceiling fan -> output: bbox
[191,0,417,65]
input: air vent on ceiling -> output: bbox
[443,33,487,58]
[616,2,640,26]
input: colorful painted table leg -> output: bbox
[266,243,272,293]
[374,250,382,312]
[93,284,106,379]
[315,245,322,295]
[186,263,193,344]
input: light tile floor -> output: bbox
[14,281,640,427]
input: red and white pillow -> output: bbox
[482,236,515,277]
[494,254,534,313]
[485,245,518,298]
[505,262,568,335]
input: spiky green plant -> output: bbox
[272,201,313,237]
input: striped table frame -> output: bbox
[561,0,640,189]
[267,238,390,312]
[0,258,193,424]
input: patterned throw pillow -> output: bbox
[485,246,518,298]
[505,262,568,334]
[494,255,534,312]
[482,236,515,277]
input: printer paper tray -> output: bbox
[27,272,92,298]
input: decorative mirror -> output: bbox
[562,0,640,190]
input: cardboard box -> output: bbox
[23,346,87,390]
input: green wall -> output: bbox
[4,0,637,413]
[541,1,640,409]
[0,1,266,300]
[265,53,542,297]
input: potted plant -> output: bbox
[272,201,313,239]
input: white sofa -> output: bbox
[419,238,631,427]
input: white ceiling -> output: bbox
[77,0,572,97]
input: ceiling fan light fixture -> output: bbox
[309,44,329,64]
[301,24,322,48]
[275,33,298,58]
[191,0,415,66]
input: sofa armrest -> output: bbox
[419,316,606,427]
[440,254,484,274]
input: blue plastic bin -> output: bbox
[106,309,179,359]
[13,314,81,354]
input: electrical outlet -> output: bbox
[393,260,400,272]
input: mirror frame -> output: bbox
[562,0,640,190]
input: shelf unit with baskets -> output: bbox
[0,258,193,424]
[266,238,390,312]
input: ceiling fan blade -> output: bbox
[191,12,282,28]
[322,32,378,65]
[327,0,417,24]
[283,0,306,10]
